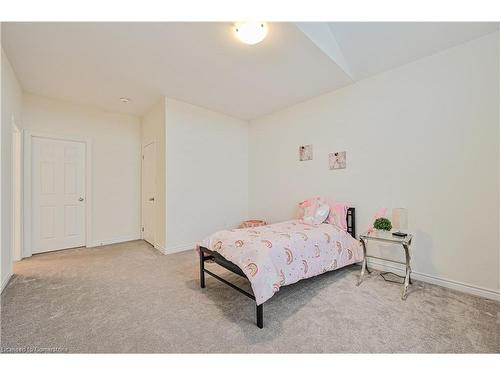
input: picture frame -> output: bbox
[299,145,313,161]
[329,151,346,169]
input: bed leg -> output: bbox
[199,251,205,289]
[256,304,263,329]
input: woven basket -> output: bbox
[238,220,267,229]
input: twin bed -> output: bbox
[198,208,362,328]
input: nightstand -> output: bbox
[357,230,413,300]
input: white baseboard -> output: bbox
[1,272,13,294]
[88,234,141,248]
[148,243,192,255]
[166,243,195,254]
[153,243,168,255]
[367,259,500,302]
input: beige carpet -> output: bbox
[1,240,499,353]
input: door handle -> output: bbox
[79,197,85,202]
[148,197,155,202]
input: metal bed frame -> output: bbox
[199,207,356,328]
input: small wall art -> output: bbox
[299,145,313,161]
[329,151,346,170]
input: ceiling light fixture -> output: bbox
[120,97,131,103]
[234,22,268,45]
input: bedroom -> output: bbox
[1,0,499,371]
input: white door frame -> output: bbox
[141,141,156,246]
[23,130,92,257]
[12,120,22,261]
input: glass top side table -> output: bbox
[357,230,413,300]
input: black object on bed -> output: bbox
[199,207,356,329]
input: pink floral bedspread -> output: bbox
[197,220,363,305]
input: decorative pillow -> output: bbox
[299,197,331,225]
[313,203,331,224]
[326,201,348,231]
[298,197,348,229]
[297,197,319,219]
[302,202,330,225]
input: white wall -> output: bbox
[249,33,500,298]
[498,31,500,300]
[1,48,22,292]
[165,98,248,253]
[141,99,167,251]
[22,94,142,248]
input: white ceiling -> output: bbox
[327,22,499,80]
[1,22,352,120]
[2,22,498,120]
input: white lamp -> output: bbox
[392,208,408,231]
[234,22,268,45]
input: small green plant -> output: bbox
[373,217,392,231]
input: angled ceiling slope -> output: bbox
[298,22,499,81]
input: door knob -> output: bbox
[148,197,155,202]
[79,197,84,202]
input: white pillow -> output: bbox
[302,203,330,225]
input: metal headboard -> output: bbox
[347,207,356,238]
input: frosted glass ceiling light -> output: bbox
[234,22,268,45]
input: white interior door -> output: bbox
[142,142,156,245]
[32,137,86,253]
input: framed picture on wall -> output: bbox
[329,151,346,169]
[299,145,313,161]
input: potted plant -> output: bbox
[373,217,392,232]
